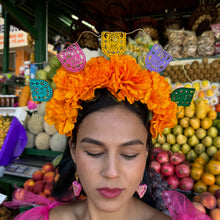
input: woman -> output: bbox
[49,90,172,220]
[44,54,176,220]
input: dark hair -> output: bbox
[52,89,154,205]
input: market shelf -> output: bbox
[22,148,62,158]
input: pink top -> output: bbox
[14,201,62,220]
[3,189,212,220]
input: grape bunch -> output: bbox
[148,167,170,215]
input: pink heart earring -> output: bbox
[72,171,82,197]
[136,184,147,198]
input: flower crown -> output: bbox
[44,54,177,139]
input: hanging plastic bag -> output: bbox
[0,116,27,166]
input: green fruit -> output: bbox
[171,144,180,153]
[152,138,156,145]
[161,143,171,151]
[35,70,48,80]
[179,117,190,128]
[49,56,61,68]
[157,134,166,144]
[47,66,57,81]
[186,149,197,162]
[181,143,191,154]
[201,136,213,147]
[172,125,183,136]
[176,134,187,145]
[162,127,171,135]
[184,127,195,137]
[194,143,205,155]
[207,146,218,157]
[195,128,206,139]
[207,127,218,138]
[188,135,199,147]
[214,136,220,148]
[199,152,209,163]
[212,119,220,130]
[154,143,161,147]
[167,133,176,145]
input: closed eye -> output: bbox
[85,151,104,158]
[122,153,139,160]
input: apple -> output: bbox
[33,180,45,194]
[38,192,47,198]
[14,188,26,200]
[44,183,53,196]
[24,179,35,192]
[42,163,55,174]
[32,170,44,182]
[43,171,55,184]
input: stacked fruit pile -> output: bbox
[150,148,194,191]
[0,116,12,149]
[15,163,57,202]
[163,57,220,83]
[153,97,220,163]
[192,190,220,220]
[191,151,220,195]
[35,56,61,89]
[24,102,67,151]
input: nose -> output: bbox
[101,154,120,179]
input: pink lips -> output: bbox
[97,187,123,199]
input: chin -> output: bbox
[91,196,129,213]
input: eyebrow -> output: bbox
[80,137,144,147]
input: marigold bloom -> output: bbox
[45,54,177,138]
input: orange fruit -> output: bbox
[207,110,217,120]
[207,160,220,175]
[194,157,207,166]
[191,163,204,169]
[193,180,207,193]
[214,151,220,161]
[201,117,212,130]
[190,167,204,181]
[201,173,216,185]
[208,184,220,195]
[197,90,205,98]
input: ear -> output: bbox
[69,138,76,163]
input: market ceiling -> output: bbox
[0,0,207,44]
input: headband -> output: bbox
[44,54,177,139]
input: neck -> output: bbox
[82,197,138,220]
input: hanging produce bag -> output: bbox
[0,116,27,166]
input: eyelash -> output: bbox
[85,151,139,160]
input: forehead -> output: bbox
[77,106,148,143]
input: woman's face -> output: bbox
[71,106,148,212]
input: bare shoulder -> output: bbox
[135,198,171,220]
[49,200,86,220]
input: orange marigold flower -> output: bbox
[45,54,177,138]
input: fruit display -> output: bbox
[192,190,220,220]
[0,116,12,148]
[24,102,67,151]
[153,97,220,164]
[16,162,57,202]
[35,56,61,89]
[163,57,220,83]
[150,148,194,191]
[124,32,158,68]
[190,151,220,194]
[170,79,220,111]
[0,205,15,220]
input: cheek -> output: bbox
[129,153,148,184]
[75,151,99,185]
